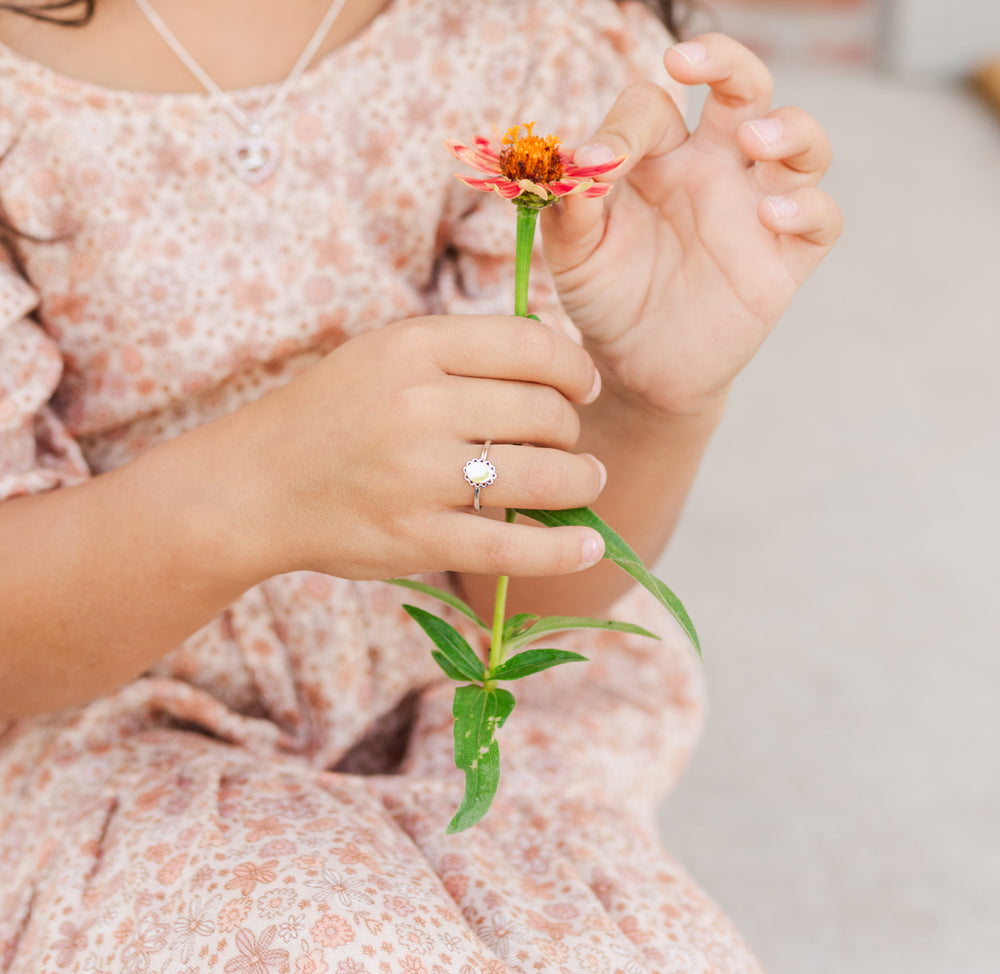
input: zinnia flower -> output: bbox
[446,122,625,205]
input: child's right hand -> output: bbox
[231,315,607,582]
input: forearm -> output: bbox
[0,412,265,719]
[459,372,727,621]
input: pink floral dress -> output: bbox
[0,1,765,971]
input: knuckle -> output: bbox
[403,514,441,565]
[393,381,444,424]
[522,452,565,505]
[699,30,728,46]
[481,530,517,574]
[625,81,673,114]
[790,111,832,155]
[511,319,559,372]
[607,83,672,148]
[393,316,436,359]
[528,386,569,435]
[776,104,810,127]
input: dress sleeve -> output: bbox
[434,0,682,324]
[0,260,90,502]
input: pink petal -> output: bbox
[495,181,528,199]
[456,174,506,190]
[445,139,500,174]
[456,174,524,198]
[579,183,615,198]
[547,180,586,197]
[565,155,628,179]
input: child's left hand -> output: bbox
[542,32,843,417]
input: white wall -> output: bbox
[886,0,1000,77]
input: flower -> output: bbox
[295,947,330,974]
[476,912,526,961]
[224,926,289,974]
[224,859,279,896]
[172,895,220,963]
[304,869,373,907]
[120,912,169,974]
[446,122,625,205]
[52,920,88,967]
[309,914,355,949]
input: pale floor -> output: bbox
[655,65,1000,973]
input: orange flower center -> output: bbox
[498,123,564,184]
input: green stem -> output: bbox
[514,204,539,318]
[485,509,518,687]
[484,204,541,688]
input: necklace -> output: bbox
[131,0,349,183]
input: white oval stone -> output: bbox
[464,458,496,486]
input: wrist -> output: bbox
[582,339,731,429]
[586,363,729,442]
[134,408,282,593]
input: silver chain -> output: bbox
[130,0,349,135]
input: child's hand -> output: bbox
[542,32,843,417]
[237,316,607,582]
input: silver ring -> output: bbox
[463,440,497,512]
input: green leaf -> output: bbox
[402,605,485,683]
[489,648,588,681]
[502,612,540,642]
[515,507,702,658]
[505,615,659,654]
[447,684,516,833]
[429,651,474,682]
[387,578,488,630]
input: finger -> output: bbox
[665,32,773,157]
[545,81,688,248]
[401,316,599,405]
[437,515,605,577]
[448,377,582,451]
[447,445,606,512]
[571,81,688,180]
[757,186,844,250]
[738,105,833,192]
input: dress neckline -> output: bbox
[0,0,403,106]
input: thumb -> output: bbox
[544,81,687,253]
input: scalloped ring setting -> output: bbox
[463,441,497,512]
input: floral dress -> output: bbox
[0,1,765,971]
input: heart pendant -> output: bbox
[230,133,281,184]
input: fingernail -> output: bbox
[575,142,616,166]
[594,458,607,493]
[744,118,784,149]
[582,454,608,493]
[766,196,798,220]
[670,41,707,66]
[582,533,605,567]
[586,368,602,403]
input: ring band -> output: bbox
[463,440,497,512]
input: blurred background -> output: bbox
[653,1,1000,972]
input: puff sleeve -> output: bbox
[0,260,89,502]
